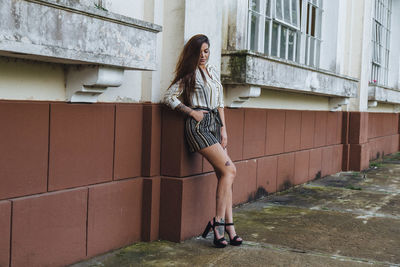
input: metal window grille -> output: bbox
[248,0,322,67]
[371,0,392,86]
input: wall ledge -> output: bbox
[221,50,359,99]
[369,84,400,104]
[0,0,162,70]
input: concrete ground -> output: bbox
[71,154,400,267]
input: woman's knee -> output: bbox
[222,163,236,179]
[230,164,237,177]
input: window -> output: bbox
[304,0,322,67]
[371,0,392,86]
[248,0,323,67]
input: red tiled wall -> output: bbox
[2,100,399,265]
[368,113,399,139]
[232,159,258,205]
[367,113,399,161]
[48,103,115,190]
[343,112,400,171]
[142,177,161,241]
[265,109,285,155]
[0,201,11,267]
[243,109,266,158]
[256,156,278,194]
[142,104,162,177]
[87,178,143,257]
[11,189,88,267]
[114,104,143,180]
[0,101,157,267]
[0,102,48,200]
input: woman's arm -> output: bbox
[162,81,206,121]
[218,107,228,149]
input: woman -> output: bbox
[163,34,242,248]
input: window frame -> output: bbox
[371,0,392,86]
[248,0,323,67]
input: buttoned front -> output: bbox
[162,64,224,109]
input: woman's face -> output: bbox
[199,42,209,67]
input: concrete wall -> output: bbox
[0,0,160,103]
[320,0,340,73]
[243,89,330,111]
[0,57,65,101]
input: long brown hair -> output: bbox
[169,34,210,106]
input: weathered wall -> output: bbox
[0,0,161,103]
[159,0,185,100]
[184,0,223,69]
[320,0,340,73]
[368,103,397,113]
[242,89,330,110]
[0,57,65,101]
[158,0,224,101]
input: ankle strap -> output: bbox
[213,217,225,226]
[225,223,234,226]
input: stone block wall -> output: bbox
[160,108,344,241]
[0,101,161,267]
[0,100,398,266]
[343,112,400,171]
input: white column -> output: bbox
[184,0,223,68]
[141,0,164,103]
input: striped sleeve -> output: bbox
[162,80,183,110]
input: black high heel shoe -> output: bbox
[201,217,227,248]
[225,222,243,246]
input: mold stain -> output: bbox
[255,187,268,199]
[281,180,292,191]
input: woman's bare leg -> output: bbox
[220,150,242,241]
[198,143,236,243]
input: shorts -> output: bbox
[185,108,222,153]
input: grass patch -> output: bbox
[345,184,362,190]
[369,162,384,168]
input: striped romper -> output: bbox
[163,64,224,152]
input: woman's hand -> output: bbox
[221,126,228,149]
[190,110,208,122]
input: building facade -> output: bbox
[0,0,399,266]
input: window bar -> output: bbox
[277,24,281,57]
[247,10,252,50]
[293,32,297,61]
[306,35,311,65]
[258,0,266,54]
[285,29,289,60]
[307,3,312,36]
[268,19,273,55]
[313,37,318,67]
[307,3,313,65]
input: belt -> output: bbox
[193,107,224,127]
